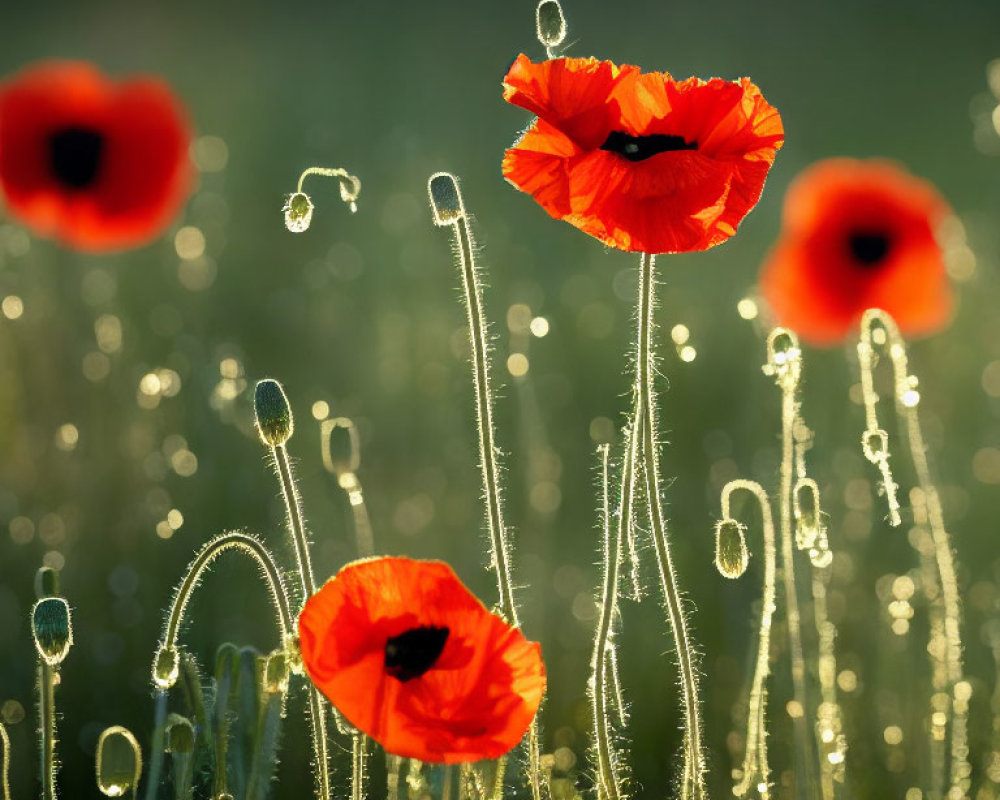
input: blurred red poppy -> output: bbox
[760,158,953,345]
[0,61,193,252]
[298,556,545,764]
[502,54,784,254]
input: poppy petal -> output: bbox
[0,60,193,252]
[760,158,953,345]
[298,557,545,764]
[502,55,783,253]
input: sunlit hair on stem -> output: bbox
[283,165,362,232]
[717,479,777,799]
[591,443,625,800]
[427,171,542,800]
[253,377,335,800]
[32,568,71,800]
[631,251,705,799]
[856,308,969,799]
[761,327,819,793]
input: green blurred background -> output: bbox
[2,1,1000,797]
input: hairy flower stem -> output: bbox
[430,173,542,799]
[591,443,624,800]
[38,662,57,800]
[719,480,777,799]
[766,329,817,798]
[859,310,969,799]
[635,252,705,799]
[268,444,332,800]
[0,723,9,800]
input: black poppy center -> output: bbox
[384,626,450,682]
[49,127,105,189]
[847,230,892,268]
[600,130,697,162]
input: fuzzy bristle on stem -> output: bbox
[762,327,819,796]
[857,309,970,800]
[427,172,543,800]
[633,251,705,799]
[591,443,624,800]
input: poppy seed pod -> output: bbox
[254,379,294,447]
[31,597,73,666]
[428,172,465,226]
[283,191,314,233]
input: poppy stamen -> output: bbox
[600,130,697,162]
[847,230,891,266]
[384,626,450,682]
[49,127,104,189]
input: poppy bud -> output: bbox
[428,172,465,226]
[164,714,195,754]
[31,597,73,666]
[283,192,314,233]
[152,644,180,689]
[793,478,821,551]
[321,417,361,477]
[714,518,749,579]
[96,726,142,798]
[535,1,567,49]
[254,379,294,447]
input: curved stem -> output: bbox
[296,166,361,212]
[591,443,624,800]
[635,252,705,799]
[720,480,777,799]
[161,531,294,651]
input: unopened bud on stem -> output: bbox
[428,172,465,226]
[283,192,314,233]
[536,0,567,50]
[714,518,749,579]
[32,597,72,666]
[96,726,142,798]
[254,379,294,447]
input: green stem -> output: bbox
[38,662,57,800]
[635,251,705,799]
[591,443,625,800]
[269,445,331,800]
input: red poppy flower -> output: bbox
[760,158,953,345]
[0,61,193,252]
[502,54,784,254]
[298,556,545,764]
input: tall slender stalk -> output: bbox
[634,251,705,799]
[38,662,57,800]
[591,443,624,800]
[0,723,10,800]
[764,328,817,797]
[428,172,541,800]
[859,309,970,799]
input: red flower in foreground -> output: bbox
[0,61,193,252]
[298,557,545,764]
[502,54,784,254]
[760,159,953,345]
